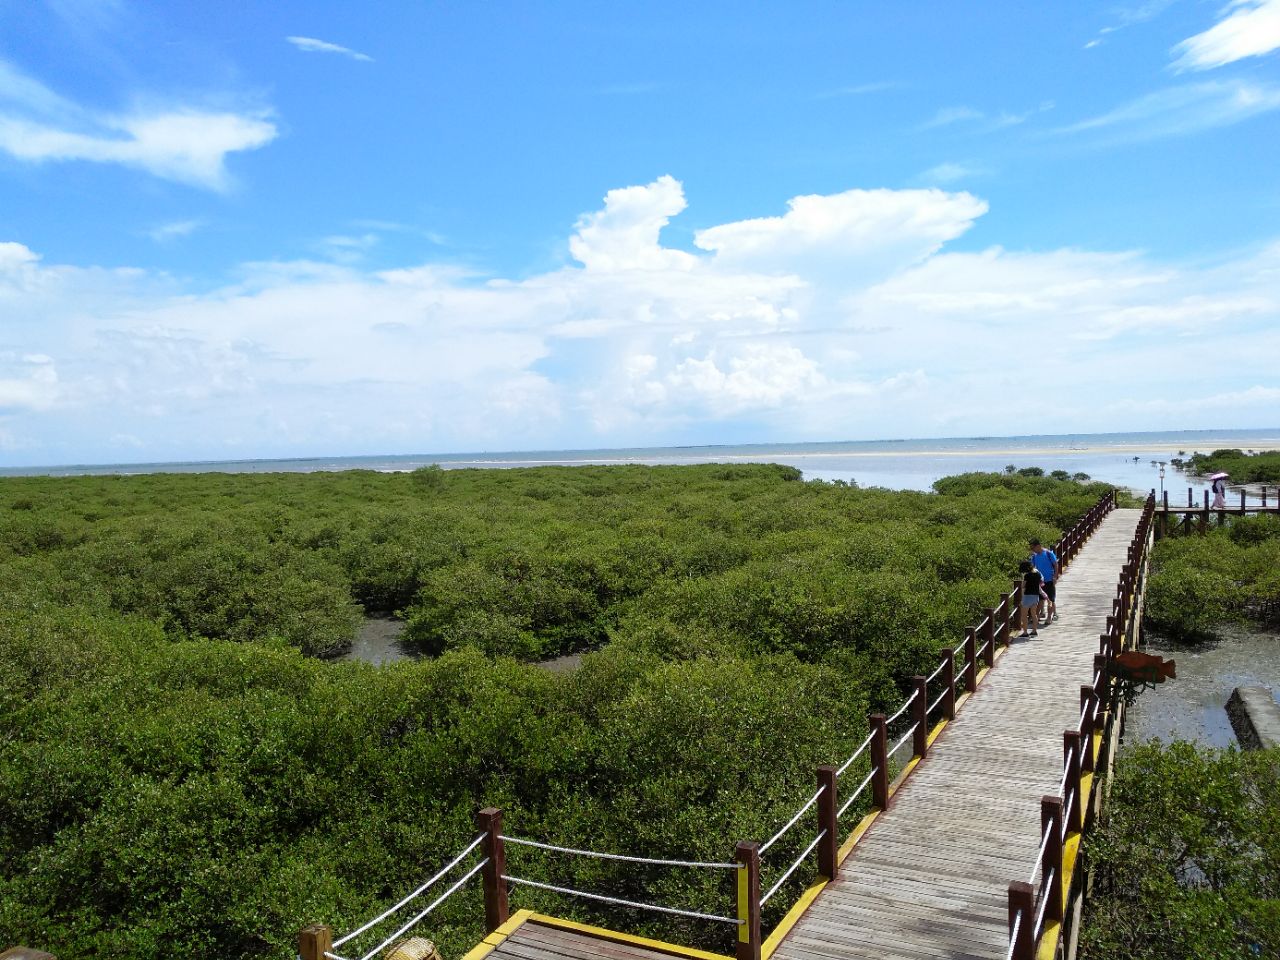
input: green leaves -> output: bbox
[1082,743,1280,960]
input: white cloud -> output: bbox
[1172,0,1280,71]
[1,177,1278,462]
[919,106,984,129]
[286,36,374,62]
[569,175,697,272]
[0,58,276,190]
[147,220,203,243]
[1055,80,1280,141]
[919,162,984,185]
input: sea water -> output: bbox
[4,428,1278,498]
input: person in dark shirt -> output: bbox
[1018,559,1045,638]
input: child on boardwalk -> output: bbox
[1019,559,1045,638]
[1029,538,1060,625]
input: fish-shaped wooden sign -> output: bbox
[1111,651,1176,684]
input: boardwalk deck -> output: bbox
[770,508,1143,960]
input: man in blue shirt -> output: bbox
[1029,539,1060,625]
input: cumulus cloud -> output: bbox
[285,36,374,62]
[1,177,1278,463]
[1172,0,1280,71]
[0,58,276,190]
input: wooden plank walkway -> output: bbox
[770,508,1143,960]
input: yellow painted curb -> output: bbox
[528,913,734,960]
[460,909,535,960]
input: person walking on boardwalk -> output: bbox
[1029,538,1060,625]
[1018,559,1045,638]
[1210,472,1229,509]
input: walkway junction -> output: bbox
[282,488,1163,960]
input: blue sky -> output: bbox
[1,0,1278,465]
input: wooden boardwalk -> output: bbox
[769,508,1143,960]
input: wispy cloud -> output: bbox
[919,162,986,185]
[1055,80,1280,141]
[286,36,374,62]
[1171,0,1280,71]
[0,58,276,190]
[918,102,1052,132]
[1084,0,1178,48]
[918,106,984,130]
[816,81,901,99]
[147,220,203,243]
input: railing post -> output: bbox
[476,807,509,932]
[1040,796,1064,925]
[817,765,838,880]
[1079,686,1097,774]
[735,841,762,960]
[1008,880,1035,960]
[869,713,889,809]
[964,628,978,691]
[912,675,928,758]
[1063,732,1084,833]
[299,925,333,960]
[981,609,996,669]
[939,646,956,721]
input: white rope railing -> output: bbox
[928,688,948,716]
[836,732,874,777]
[330,834,486,950]
[501,874,740,924]
[888,722,918,759]
[1027,823,1053,883]
[760,785,826,855]
[838,767,877,818]
[761,829,828,906]
[1006,909,1023,960]
[1031,868,1055,941]
[330,857,490,960]
[501,835,735,869]
[1057,750,1073,797]
[1060,794,1075,841]
[926,658,947,684]
[885,691,917,726]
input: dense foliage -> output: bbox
[1146,514,1280,639]
[1081,743,1280,960]
[1183,448,1280,484]
[0,466,1106,959]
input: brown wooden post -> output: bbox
[1093,654,1108,693]
[1008,880,1036,960]
[1240,488,1246,512]
[939,646,956,720]
[1080,686,1097,774]
[735,841,762,960]
[869,713,889,809]
[964,627,978,690]
[1200,490,1209,533]
[1187,486,1193,507]
[299,925,333,960]
[476,807,509,932]
[912,675,928,758]
[1040,797,1064,925]
[1063,732,1084,833]
[817,765,838,880]
[994,598,1008,648]
[981,609,996,668]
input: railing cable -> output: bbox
[343,857,490,960]
[760,785,826,855]
[836,732,874,777]
[331,834,485,950]
[501,875,741,924]
[500,836,735,869]
[888,722,919,758]
[838,767,877,818]
[884,691,917,727]
[761,829,828,906]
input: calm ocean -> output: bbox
[4,429,1279,499]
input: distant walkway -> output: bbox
[768,508,1143,960]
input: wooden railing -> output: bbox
[1005,492,1153,960]
[295,490,1119,960]
[1155,485,1280,538]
